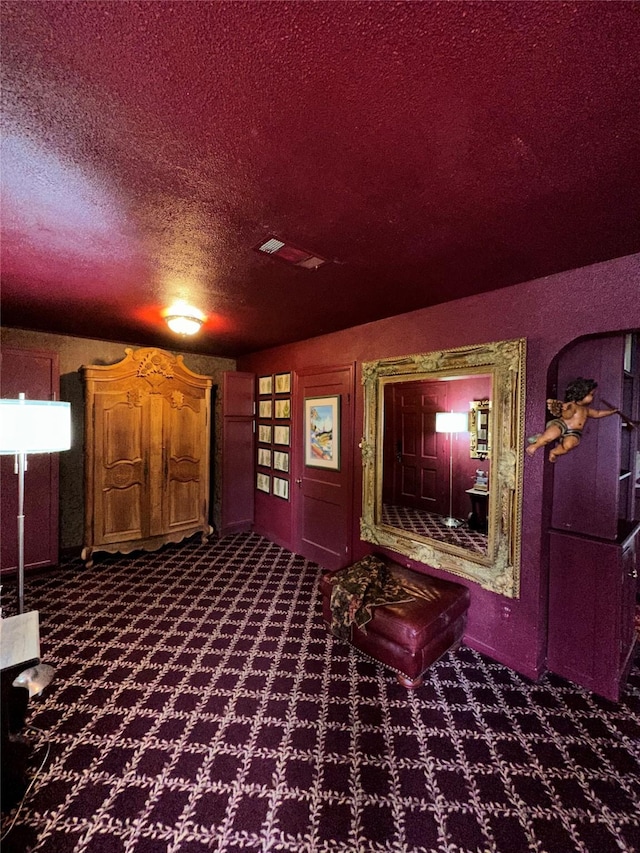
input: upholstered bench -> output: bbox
[320,560,470,688]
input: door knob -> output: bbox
[295,478,302,486]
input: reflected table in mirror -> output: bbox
[465,489,489,534]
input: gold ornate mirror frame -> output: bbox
[360,338,526,598]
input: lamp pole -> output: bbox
[445,428,456,527]
[16,434,27,614]
[435,411,468,529]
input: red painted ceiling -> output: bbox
[2,1,639,357]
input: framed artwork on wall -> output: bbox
[258,375,273,395]
[259,400,272,418]
[273,425,290,446]
[257,448,272,468]
[273,450,289,472]
[274,398,291,419]
[275,372,291,394]
[273,476,289,500]
[304,395,340,470]
[257,472,270,493]
[258,424,272,444]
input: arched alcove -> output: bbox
[543,329,639,701]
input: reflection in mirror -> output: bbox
[469,399,491,459]
[361,339,526,597]
[382,376,491,557]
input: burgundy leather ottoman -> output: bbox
[320,561,470,688]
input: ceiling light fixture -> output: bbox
[165,302,205,336]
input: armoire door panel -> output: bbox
[148,395,165,535]
[168,481,202,528]
[166,400,202,457]
[102,400,145,466]
[94,394,149,543]
[102,485,144,540]
[164,397,208,531]
[98,401,146,476]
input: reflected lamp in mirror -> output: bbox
[469,399,491,459]
[435,412,469,529]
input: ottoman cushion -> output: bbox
[320,559,470,687]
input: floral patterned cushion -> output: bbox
[328,555,414,641]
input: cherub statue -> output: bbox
[526,377,619,462]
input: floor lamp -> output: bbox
[0,394,71,614]
[435,411,468,529]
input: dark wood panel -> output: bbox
[221,372,255,534]
[1,348,60,574]
[294,365,354,571]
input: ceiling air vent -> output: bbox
[254,236,328,269]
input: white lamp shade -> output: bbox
[435,411,468,434]
[0,398,71,454]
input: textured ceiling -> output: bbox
[1,1,639,357]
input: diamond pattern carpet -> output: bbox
[381,504,488,555]
[1,532,639,853]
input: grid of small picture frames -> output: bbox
[256,372,291,499]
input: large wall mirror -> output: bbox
[360,339,526,597]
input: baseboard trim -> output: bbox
[60,545,83,561]
[464,637,544,682]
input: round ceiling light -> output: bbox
[165,303,205,336]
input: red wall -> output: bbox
[238,253,640,680]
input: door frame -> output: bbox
[292,363,356,568]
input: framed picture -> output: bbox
[273,476,289,500]
[256,472,270,493]
[273,425,290,446]
[304,395,340,470]
[258,424,272,444]
[259,400,272,418]
[273,450,289,473]
[274,398,291,419]
[275,372,291,394]
[257,448,272,468]
[258,375,273,395]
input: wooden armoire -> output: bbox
[82,348,212,567]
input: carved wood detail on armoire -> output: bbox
[81,348,213,568]
[547,332,639,702]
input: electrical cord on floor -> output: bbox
[0,726,51,842]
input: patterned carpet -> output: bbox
[1,532,639,853]
[382,504,488,555]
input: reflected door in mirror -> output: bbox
[383,382,448,514]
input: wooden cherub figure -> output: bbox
[526,377,619,462]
